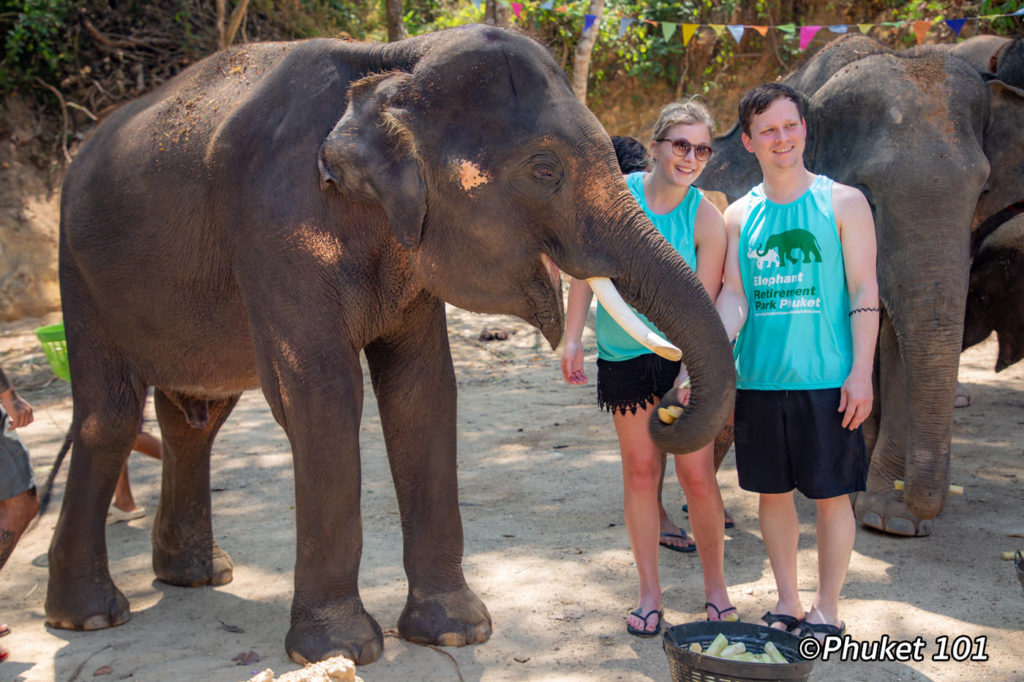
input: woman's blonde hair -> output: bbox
[651,97,716,143]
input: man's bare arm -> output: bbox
[835,183,879,429]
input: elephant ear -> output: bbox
[318,71,425,249]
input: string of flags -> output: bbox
[468,0,1024,49]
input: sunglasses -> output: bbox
[656,137,713,162]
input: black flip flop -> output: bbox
[705,602,740,622]
[627,607,663,637]
[797,620,846,639]
[761,611,802,632]
[659,531,697,553]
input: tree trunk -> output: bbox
[216,0,226,49]
[223,0,250,48]
[570,0,604,103]
[386,0,407,42]
[484,0,509,28]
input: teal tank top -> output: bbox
[595,172,701,362]
[733,175,853,389]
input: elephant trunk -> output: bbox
[580,206,735,454]
[888,274,966,520]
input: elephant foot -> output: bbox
[45,573,131,630]
[153,540,233,587]
[286,602,383,666]
[399,586,492,648]
[954,382,971,408]
[854,491,933,537]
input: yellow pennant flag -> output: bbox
[912,19,932,45]
[682,23,699,46]
[709,24,726,39]
[857,24,873,34]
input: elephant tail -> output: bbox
[35,428,73,519]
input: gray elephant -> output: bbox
[964,213,1024,370]
[47,26,734,665]
[700,34,1024,536]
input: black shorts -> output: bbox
[596,354,681,416]
[733,388,867,499]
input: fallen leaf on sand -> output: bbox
[552,611,584,621]
[93,666,112,676]
[232,650,261,665]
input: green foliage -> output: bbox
[979,0,1023,34]
[0,0,73,91]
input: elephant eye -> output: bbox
[533,164,556,179]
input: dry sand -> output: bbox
[0,307,1021,681]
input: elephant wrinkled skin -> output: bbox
[48,27,734,665]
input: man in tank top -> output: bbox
[714,83,879,640]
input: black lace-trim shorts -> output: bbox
[596,354,681,416]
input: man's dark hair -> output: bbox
[738,83,807,136]
[610,135,650,174]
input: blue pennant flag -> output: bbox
[583,13,598,33]
[727,25,744,43]
[472,0,482,7]
[618,17,636,38]
[828,24,848,33]
[540,0,553,9]
[944,18,967,36]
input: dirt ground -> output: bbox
[0,307,1021,682]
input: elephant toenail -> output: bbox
[917,520,933,536]
[861,512,882,529]
[884,518,917,536]
[82,614,110,630]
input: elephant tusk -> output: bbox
[587,277,682,362]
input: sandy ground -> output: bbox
[0,307,1021,682]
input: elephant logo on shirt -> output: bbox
[756,229,822,265]
[746,247,780,270]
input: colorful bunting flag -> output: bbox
[944,18,966,36]
[750,25,768,36]
[682,23,698,46]
[540,0,552,9]
[556,5,568,12]
[583,14,598,33]
[912,19,932,44]
[471,0,481,8]
[662,22,677,40]
[618,17,635,38]
[799,25,822,49]
[512,2,522,19]
[828,24,848,33]
[727,25,745,43]
[857,24,873,34]
[777,23,796,34]
[709,24,726,40]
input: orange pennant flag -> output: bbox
[749,25,768,36]
[912,20,932,45]
[682,23,699,46]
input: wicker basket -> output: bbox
[34,322,70,382]
[664,621,815,682]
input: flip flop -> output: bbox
[0,647,7,662]
[761,611,802,632]
[0,624,8,638]
[797,620,846,640]
[682,503,735,529]
[107,505,146,525]
[626,607,663,637]
[705,601,740,622]
[659,531,696,553]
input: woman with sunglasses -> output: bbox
[562,99,734,637]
